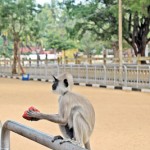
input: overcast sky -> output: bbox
[36,0,51,5]
[36,0,83,5]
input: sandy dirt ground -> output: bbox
[0,78,150,150]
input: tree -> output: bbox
[63,0,150,63]
[0,0,41,74]
[123,1,150,63]
[78,31,105,56]
[37,3,77,53]
[64,1,118,39]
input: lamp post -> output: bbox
[118,0,123,84]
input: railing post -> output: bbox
[0,123,1,149]
[136,65,139,88]
[86,64,88,84]
[1,120,86,150]
[149,66,150,88]
[103,65,106,85]
[57,57,60,65]
[114,66,116,86]
[124,65,127,87]
[1,121,10,150]
[44,64,47,79]
[29,58,31,67]
[45,54,48,65]
[95,65,97,84]
[103,50,106,65]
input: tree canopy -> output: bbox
[0,0,150,70]
[0,0,41,73]
[63,0,150,60]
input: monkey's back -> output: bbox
[59,91,95,134]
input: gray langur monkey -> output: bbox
[27,73,95,150]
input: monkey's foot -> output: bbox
[59,138,81,146]
[51,135,63,143]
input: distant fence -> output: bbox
[0,61,150,89]
[0,120,86,150]
[1,54,150,66]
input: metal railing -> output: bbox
[0,120,86,150]
[0,64,150,89]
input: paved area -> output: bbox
[0,78,150,150]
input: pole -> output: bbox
[118,0,123,84]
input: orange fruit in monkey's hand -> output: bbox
[22,106,40,121]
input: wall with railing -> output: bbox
[0,62,150,89]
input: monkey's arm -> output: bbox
[27,110,67,125]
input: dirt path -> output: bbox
[0,78,150,150]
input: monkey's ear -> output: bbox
[64,79,68,87]
[52,75,58,82]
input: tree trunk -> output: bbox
[138,43,146,64]
[124,6,150,64]
[112,41,119,63]
[18,51,25,75]
[12,40,18,74]
[12,40,25,74]
[131,43,138,56]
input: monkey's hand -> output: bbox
[27,110,42,120]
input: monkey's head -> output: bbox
[52,73,74,95]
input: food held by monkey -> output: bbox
[27,73,95,150]
[23,106,40,121]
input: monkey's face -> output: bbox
[52,76,59,91]
[52,75,69,95]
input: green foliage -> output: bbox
[64,0,118,40]
[0,0,149,59]
[0,0,41,41]
[78,31,107,55]
[123,0,150,15]
[0,35,13,57]
[35,3,77,51]
[47,34,76,51]
[62,0,119,54]
[63,0,150,56]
